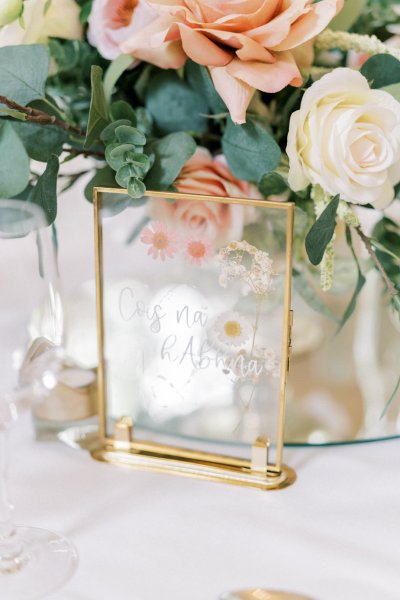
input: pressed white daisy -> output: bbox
[211,311,253,349]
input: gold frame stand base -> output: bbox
[90,444,296,491]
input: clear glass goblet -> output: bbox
[0,199,78,598]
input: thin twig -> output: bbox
[0,95,85,137]
[63,146,105,159]
[354,225,399,300]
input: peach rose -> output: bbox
[88,0,157,60]
[121,0,343,124]
[148,147,260,246]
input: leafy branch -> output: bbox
[0,95,85,137]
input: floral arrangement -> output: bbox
[0,0,400,336]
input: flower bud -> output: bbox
[0,0,23,27]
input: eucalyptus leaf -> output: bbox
[115,125,146,146]
[84,165,117,202]
[185,60,227,114]
[222,118,281,182]
[105,147,125,171]
[29,155,60,225]
[103,54,133,104]
[85,65,109,149]
[0,122,30,197]
[0,44,50,106]
[109,143,136,158]
[360,55,400,89]
[12,121,67,162]
[305,195,340,266]
[127,177,146,198]
[145,132,196,190]
[110,100,136,125]
[100,119,131,143]
[135,107,153,136]
[116,160,148,186]
[146,71,209,135]
[259,172,288,196]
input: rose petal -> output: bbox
[226,52,302,94]
[209,63,255,124]
[272,0,344,51]
[178,24,233,66]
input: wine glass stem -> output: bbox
[0,427,24,569]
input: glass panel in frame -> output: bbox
[94,188,294,483]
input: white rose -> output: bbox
[286,68,400,209]
[0,0,82,47]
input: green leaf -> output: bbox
[115,125,146,146]
[381,83,400,102]
[144,132,196,191]
[337,227,367,333]
[0,44,50,106]
[222,117,281,182]
[305,195,340,266]
[29,155,60,225]
[105,143,127,171]
[135,107,153,135]
[124,152,150,173]
[100,119,132,144]
[293,269,340,324]
[116,162,148,187]
[110,100,136,124]
[259,172,288,197]
[0,108,27,121]
[146,71,209,135]
[84,165,117,202]
[85,65,109,149]
[0,122,30,197]
[185,60,227,114]
[103,54,133,105]
[12,121,67,162]
[79,1,92,23]
[360,55,400,89]
[329,0,367,31]
[127,177,146,198]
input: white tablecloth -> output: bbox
[2,167,400,600]
[10,418,400,600]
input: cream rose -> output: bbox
[0,0,82,47]
[287,68,400,208]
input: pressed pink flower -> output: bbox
[140,221,178,261]
[120,0,344,123]
[182,236,213,266]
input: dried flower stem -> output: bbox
[0,95,85,137]
[354,225,399,300]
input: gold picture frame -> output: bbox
[91,187,296,491]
